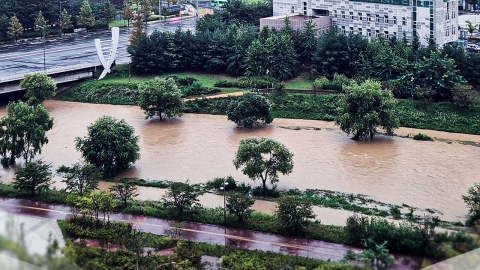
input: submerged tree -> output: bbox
[13,160,52,196]
[137,77,183,120]
[227,93,273,128]
[20,73,57,105]
[335,80,399,140]
[233,137,293,196]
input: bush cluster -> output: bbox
[214,77,278,89]
[413,133,433,141]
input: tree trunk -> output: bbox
[124,198,128,208]
[262,180,266,196]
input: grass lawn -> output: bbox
[284,79,314,90]
[109,20,128,28]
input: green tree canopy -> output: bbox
[275,195,316,235]
[34,11,47,33]
[20,73,57,105]
[8,14,23,42]
[463,183,480,223]
[60,9,73,33]
[78,0,95,28]
[233,137,293,196]
[137,77,183,120]
[75,116,140,177]
[0,14,11,41]
[226,193,255,223]
[162,181,203,214]
[109,178,139,207]
[13,160,52,196]
[57,162,102,196]
[0,102,54,165]
[335,80,399,140]
[227,93,273,128]
[102,0,117,23]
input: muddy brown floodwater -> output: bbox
[1,100,480,223]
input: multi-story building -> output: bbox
[273,0,459,46]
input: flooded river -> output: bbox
[1,100,480,223]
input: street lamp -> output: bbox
[219,180,229,246]
[36,25,46,73]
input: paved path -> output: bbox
[0,197,358,262]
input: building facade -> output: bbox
[273,0,459,46]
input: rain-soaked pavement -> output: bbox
[0,197,425,269]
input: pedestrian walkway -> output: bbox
[0,197,357,262]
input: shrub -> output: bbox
[214,77,277,89]
[413,133,432,141]
[313,77,329,90]
[205,176,237,191]
[452,85,480,107]
[177,77,198,86]
[252,185,280,198]
[389,205,402,219]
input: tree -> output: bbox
[162,181,203,214]
[275,195,316,234]
[8,14,23,42]
[20,73,57,105]
[244,32,298,80]
[137,77,183,120]
[123,2,135,28]
[0,102,54,164]
[335,80,399,140]
[102,0,117,24]
[75,116,140,177]
[226,193,255,223]
[12,160,52,196]
[466,20,477,36]
[129,12,145,45]
[0,14,10,41]
[227,93,273,128]
[415,51,466,101]
[34,11,47,33]
[463,183,480,222]
[233,137,293,196]
[60,9,73,34]
[109,179,139,207]
[57,162,102,196]
[77,0,95,29]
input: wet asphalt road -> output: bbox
[0,17,198,79]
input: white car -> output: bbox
[466,44,480,51]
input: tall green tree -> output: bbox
[60,9,73,34]
[244,31,298,80]
[75,116,140,177]
[463,183,480,222]
[129,12,145,45]
[226,193,255,223]
[13,160,52,196]
[297,20,318,61]
[34,11,47,33]
[226,92,273,128]
[8,14,23,42]
[77,0,95,28]
[466,20,477,36]
[137,77,183,120]
[275,195,316,234]
[122,1,135,28]
[109,179,139,207]
[57,162,102,196]
[102,0,117,24]
[233,137,294,196]
[335,80,399,140]
[0,14,10,41]
[0,102,54,164]
[415,51,466,101]
[20,73,57,105]
[162,181,203,214]
[313,27,368,77]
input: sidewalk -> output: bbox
[0,197,357,262]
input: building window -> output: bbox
[358,28,362,35]
[334,11,337,17]
[402,17,406,25]
[303,2,307,15]
[291,6,295,13]
[341,26,346,34]
[384,31,389,37]
[341,11,345,19]
[367,29,371,37]
[393,16,397,24]
[376,30,380,37]
[359,13,363,20]
[367,14,371,21]
[350,27,354,34]
[393,32,397,37]
[384,15,388,23]
[375,15,380,22]
[350,12,354,19]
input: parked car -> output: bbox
[466,43,480,51]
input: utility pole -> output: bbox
[36,25,46,73]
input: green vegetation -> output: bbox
[138,77,184,120]
[20,73,57,105]
[227,93,274,128]
[413,133,433,141]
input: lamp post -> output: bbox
[220,181,228,246]
[36,25,46,73]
